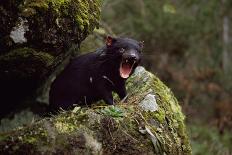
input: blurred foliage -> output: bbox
[100,0,232,154]
[189,124,232,155]
[101,0,232,88]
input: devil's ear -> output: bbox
[139,41,144,49]
[106,36,116,47]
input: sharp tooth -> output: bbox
[126,59,128,63]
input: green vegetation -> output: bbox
[99,106,125,118]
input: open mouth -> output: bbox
[119,58,136,79]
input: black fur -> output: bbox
[49,37,142,110]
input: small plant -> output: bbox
[100,106,125,118]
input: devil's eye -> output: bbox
[119,48,125,53]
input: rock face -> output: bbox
[0,0,101,116]
[0,67,192,155]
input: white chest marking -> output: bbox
[102,75,114,86]
[90,77,93,83]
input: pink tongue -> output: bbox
[120,63,132,78]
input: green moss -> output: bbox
[20,0,101,32]
[0,47,54,65]
[0,47,54,78]
[54,121,76,133]
[24,137,37,144]
[154,108,166,123]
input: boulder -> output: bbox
[0,67,192,154]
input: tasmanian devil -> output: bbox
[49,36,143,110]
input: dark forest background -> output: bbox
[81,0,232,154]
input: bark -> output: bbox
[0,67,192,155]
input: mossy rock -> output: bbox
[0,0,101,54]
[0,0,102,115]
[0,67,192,154]
[0,47,54,79]
[0,0,101,78]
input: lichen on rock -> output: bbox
[10,17,29,44]
[139,94,159,112]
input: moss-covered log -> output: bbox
[0,0,101,115]
[0,67,192,154]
